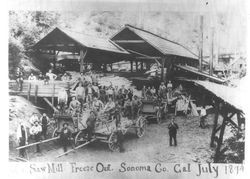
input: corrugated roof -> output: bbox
[181,79,243,112]
[125,25,198,59]
[35,27,129,54]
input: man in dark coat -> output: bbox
[115,124,125,153]
[86,111,97,141]
[60,123,72,152]
[40,113,49,139]
[168,118,179,146]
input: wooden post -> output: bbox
[161,58,165,81]
[52,83,55,107]
[135,61,138,72]
[53,50,56,71]
[210,103,219,147]
[140,61,143,71]
[199,15,204,72]
[130,61,133,72]
[214,106,227,163]
[35,84,38,104]
[110,64,113,71]
[27,83,31,101]
[80,49,87,73]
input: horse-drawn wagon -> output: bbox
[53,108,146,153]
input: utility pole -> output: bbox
[199,15,204,72]
[209,28,215,76]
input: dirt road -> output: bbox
[18,114,214,163]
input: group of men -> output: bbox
[15,68,58,91]
[17,113,50,157]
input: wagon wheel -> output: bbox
[156,109,162,124]
[74,130,88,147]
[52,128,60,144]
[136,116,146,138]
[108,132,120,152]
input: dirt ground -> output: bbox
[10,114,217,163]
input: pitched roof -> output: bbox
[34,27,129,54]
[180,79,244,112]
[123,24,198,59]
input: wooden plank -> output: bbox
[16,136,60,150]
[56,139,97,158]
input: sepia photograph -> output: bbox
[6,0,248,178]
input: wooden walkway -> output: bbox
[9,80,75,99]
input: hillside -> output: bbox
[9,10,247,77]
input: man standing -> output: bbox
[60,123,72,153]
[16,123,28,158]
[168,118,179,146]
[46,69,57,82]
[58,88,68,112]
[75,83,86,111]
[40,113,49,139]
[16,68,23,91]
[86,111,97,141]
[28,73,37,81]
[199,106,207,128]
[69,96,81,116]
[115,124,125,153]
[29,121,42,152]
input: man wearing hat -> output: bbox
[132,95,142,120]
[69,96,81,116]
[60,123,72,152]
[168,118,179,146]
[86,111,97,141]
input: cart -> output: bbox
[53,109,147,152]
[140,99,165,124]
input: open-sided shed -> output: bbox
[111,24,199,80]
[33,27,130,72]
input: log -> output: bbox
[56,139,96,158]
[16,136,60,150]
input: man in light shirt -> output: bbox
[29,121,42,152]
[28,73,37,81]
[75,83,86,111]
[46,69,57,81]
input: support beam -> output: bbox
[80,49,87,73]
[52,83,55,107]
[140,61,143,71]
[43,97,59,113]
[130,61,133,72]
[35,85,38,104]
[27,83,31,101]
[135,61,138,72]
[113,40,145,43]
[161,58,165,82]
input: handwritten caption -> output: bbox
[28,162,244,178]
